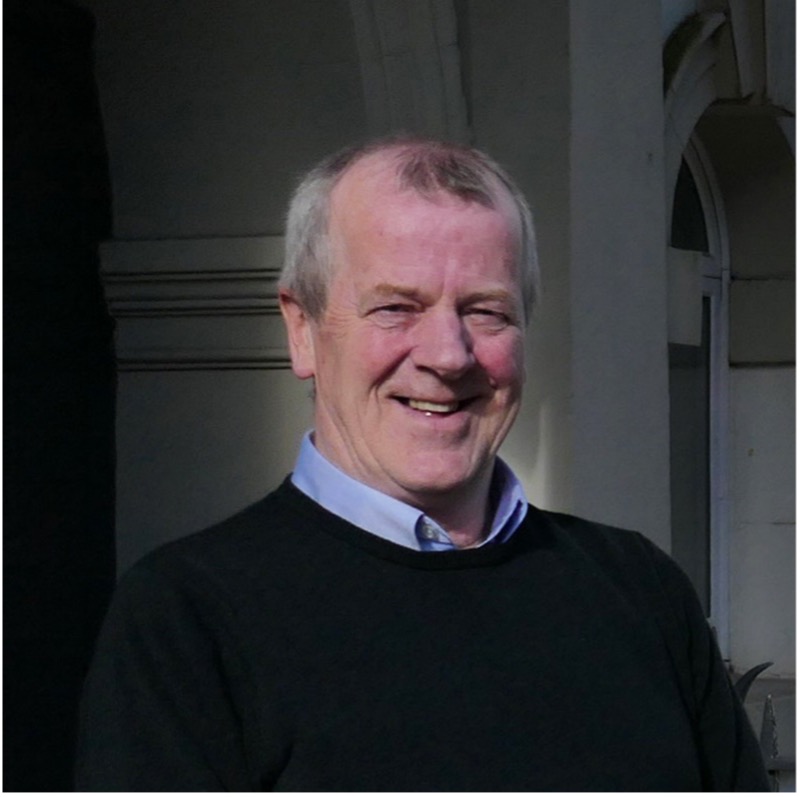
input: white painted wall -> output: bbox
[467,1,673,552]
[464,0,575,514]
[116,371,312,572]
[730,367,795,675]
[568,0,671,550]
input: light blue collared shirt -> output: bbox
[290,432,528,551]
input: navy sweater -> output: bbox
[76,479,768,791]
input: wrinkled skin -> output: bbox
[280,153,526,546]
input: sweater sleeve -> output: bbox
[74,555,266,791]
[641,537,770,792]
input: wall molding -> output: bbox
[101,236,290,371]
[348,0,469,140]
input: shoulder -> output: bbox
[531,506,662,562]
[528,506,702,619]
[529,506,711,699]
[114,479,323,612]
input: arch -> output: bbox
[347,0,469,140]
[663,3,795,677]
[663,11,726,231]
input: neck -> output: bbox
[308,430,498,548]
[411,471,496,549]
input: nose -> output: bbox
[410,309,475,379]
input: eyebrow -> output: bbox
[367,284,514,300]
[367,284,424,299]
[357,284,425,308]
[461,289,517,306]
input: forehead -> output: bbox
[328,151,520,257]
[331,149,516,213]
[322,157,523,319]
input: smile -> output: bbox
[395,397,470,415]
[409,399,459,414]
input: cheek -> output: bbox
[478,337,526,391]
[335,329,411,387]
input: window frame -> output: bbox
[678,135,732,659]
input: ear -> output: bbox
[279,289,317,379]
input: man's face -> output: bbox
[282,155,526,513]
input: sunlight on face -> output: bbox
[288,152,526,518]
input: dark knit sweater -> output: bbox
[76,479,768,791]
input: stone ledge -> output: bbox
[101,236,290,371]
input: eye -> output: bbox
[465,307,511,330]
[369,303,418,327]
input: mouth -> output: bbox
[395,397,473,416]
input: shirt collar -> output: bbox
[290,431,528,551]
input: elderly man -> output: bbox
[76,137,767,791]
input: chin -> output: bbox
[393,468,481,500]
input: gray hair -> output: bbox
[280,135,539,322]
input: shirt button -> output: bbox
[420,520,438,540]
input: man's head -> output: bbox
[280,136,539,322]
[279,137,538,532]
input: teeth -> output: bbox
[408,399,460,414]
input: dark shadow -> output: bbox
[4,0,117,789]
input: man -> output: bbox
[76,137,768,790]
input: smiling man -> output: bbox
[280,143,529,550]
[76,137,768,791]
